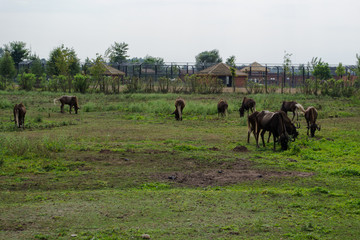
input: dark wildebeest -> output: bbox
[280,101,305,121]
[13,103,26,129]
[305,106,321,137]
[255,111,290,151]
[239,97,256,118]
[172,98,185,121]
[54,96,80,114]
[217,99,228,117]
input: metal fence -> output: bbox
[110,63,357,88]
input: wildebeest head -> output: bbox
[280,134,289,150]
[239,107,245,117]
[172,98,185,121]
[309,123,321,137]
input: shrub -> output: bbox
[18,73,36,91]
[73,73,90,93]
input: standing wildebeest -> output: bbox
[54,96,80,114]
[172,98,185,121]
[305,106,321,137]
[255,110,290,151]
[217,99,228,117]
[13,103,26,129]
[280,101,305,121]
[239,97,256,118]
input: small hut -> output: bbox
[197,63,248,87]
[240,62,267,74]
[102,64,125,93]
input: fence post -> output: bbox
[282,68,285,94]
[265,64,268,94]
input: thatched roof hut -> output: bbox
[198,63,247,77]
[240,62,267,73]
[197,63,248,87]
[103,64,125,76]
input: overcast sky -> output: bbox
[1,0,359,65]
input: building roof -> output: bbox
[103,64,125,76]
[240,62,267,72]
[198,63,248,77]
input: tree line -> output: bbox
[0,41,359,96]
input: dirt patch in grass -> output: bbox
[154,159,314,187]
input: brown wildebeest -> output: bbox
[305,106,321,137]
[239,97,256,117]
[13,103,26,129]
[172,98,185,121]
[54,96,80,114]
[217,99,228,117]
[280,101,305,121]
[255,110,290,151]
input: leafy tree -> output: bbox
[89,54,106,92]
[195,49,222,70]
[226,55,236,92]
[105,42,129,63]
[30,58,45,77]
[143,55,164,66]
[47,45,80,92]
[311,57,331,95]
[4,41,30,70]
[0,51,16,89]
[335,62,345,78]
[0,47,4,58]
[226,55,236,66]
[47,45,80,77]
[283,51,292,93]
[353,54,360,88]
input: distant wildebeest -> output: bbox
[172,98,185,121]
[13,103,26,129]
[54,96,80,114]
[304,106,321,137]
[255,110,291,151]
[280,101,305,121]
[217,99,228,117]
[239,97,256,118]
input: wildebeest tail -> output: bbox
[295,103,305,113]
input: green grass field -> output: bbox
[1,90,360,239]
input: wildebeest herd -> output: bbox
[11,95,320,151]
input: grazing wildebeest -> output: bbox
[217,99,228,117]
[172,98,185,121]
[13,103,26,129]
[255,110,290,151]
[239,97,256,117]
[304,106,321,137]
[54,96,80,114]
[280,101,305,121]
[265,111,300,144]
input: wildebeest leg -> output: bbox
[267,132,272,143]
[306,120,310,136]
[273,134,277,151]
[61,103,65,113]
[261,130,266,147]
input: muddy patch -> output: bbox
[233,146,248,152]
[153,159,314,187]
